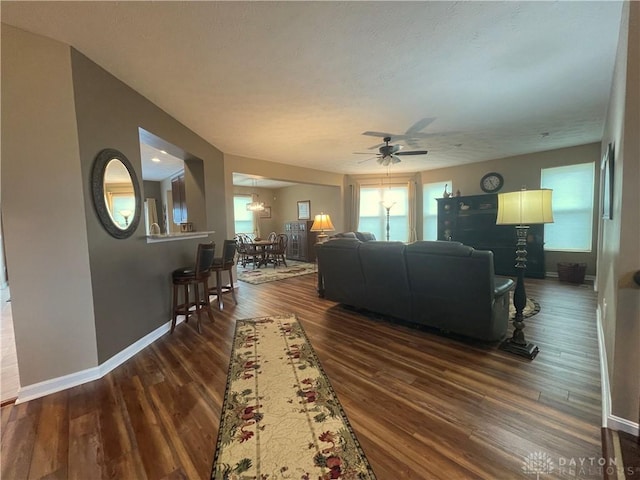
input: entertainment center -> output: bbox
[436,194,545,278]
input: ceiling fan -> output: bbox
[363,117,437,149]
[357,136,428,166]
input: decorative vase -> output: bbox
[443,184,451,198]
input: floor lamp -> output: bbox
[381,200,396,241]
[496,188,553,360]
[119,209,132,227]
[310,212,335,242]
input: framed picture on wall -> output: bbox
[297,200,310,220]
[259,206,272,219]
[601,142,614,220]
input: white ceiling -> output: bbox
[139,143,185,182]
[2,1,624,175]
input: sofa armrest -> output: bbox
[494,278,515,298]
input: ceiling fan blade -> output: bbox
[357,156,377,164]
[410,130,460,139]
[395,150,428,156]
[362,131,394,138]
[405,117,436,135]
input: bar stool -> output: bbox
[171,242,215,333]
[210,239,238,310]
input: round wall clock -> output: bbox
[480,172,504,193]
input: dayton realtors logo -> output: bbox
[522,451,636,478]
[522,452,554,479]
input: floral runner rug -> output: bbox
[211,313,376,479]
[237,260,316,285]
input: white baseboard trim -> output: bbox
[609,415,640,436]
[597,306,612,427]
[596,306,640,436]
[16,316,183,404]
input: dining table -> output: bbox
[250,239,278,268]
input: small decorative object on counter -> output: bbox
[455,189,462,197]
[180,222,194,232]
[149,223,161,235]
[443,184,451,198]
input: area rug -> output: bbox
[211,314,376,479]
[237,260,316,285]
[508,294,540,319]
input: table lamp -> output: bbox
[310,213,335,242]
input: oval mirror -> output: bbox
[91,148,141,239]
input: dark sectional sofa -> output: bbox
[315,238,514,342]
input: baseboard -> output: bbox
[609,415,640,436]
[15,316,183,404]
[597,306,640,436]
[597,305,613,427]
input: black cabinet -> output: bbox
[284,221,318,262]
[436,194,545,278]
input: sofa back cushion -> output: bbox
[316,239,366,307]
[331,232,358,239]
[405,241,498,339]
[358,241,411,319]
[355,232,376,242]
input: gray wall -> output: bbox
[1,25,99,385]
[599,1,640,425]
[1,23,230,386]
[276,184,343,232]
[70,48,227,363]
[418,143,602,275]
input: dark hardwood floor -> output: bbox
[1,274,612,479]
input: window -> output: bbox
[540,162,595,251]
[233,195,254,235]
[358,185,409,241]
[423,180,451,240]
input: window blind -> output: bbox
[540,162,595,251]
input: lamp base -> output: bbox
[316,233,329,243]
[499,338,539,360]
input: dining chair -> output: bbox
[270,233,288,267]
[242,234,261,268]
[171,242,216,333]
[235,234,248,267]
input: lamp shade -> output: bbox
[496,189,554,225]
[310,213,335,232]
